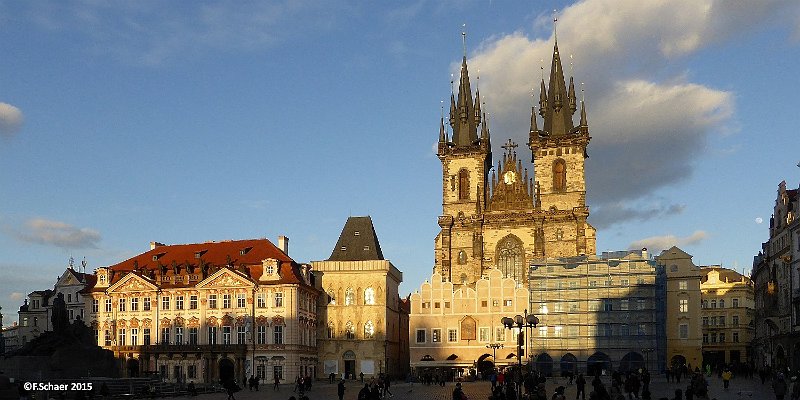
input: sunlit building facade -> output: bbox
[700,266,754,367]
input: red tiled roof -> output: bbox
[89,239,312,290]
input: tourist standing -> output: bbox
[575,373,586,400]
[337,379,346,400]
[775,373,789,400]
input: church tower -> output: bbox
[528,39,594,257]
[434,40,492,284]
[434,35,595,287]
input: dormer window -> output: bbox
[152,255,158,261]
[341,246,347,251]
[354,231,360,236]
[195,252,202,259]
[364,245,370,251]
[266,264,274,275]
[240,247,251,256]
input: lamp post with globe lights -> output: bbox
[501,310,538,400]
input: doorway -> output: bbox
[219,358,235,383]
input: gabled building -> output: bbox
[312,216,409,380]
[85,237,320,384]
[700,266,754,368]
[657,247,703,372]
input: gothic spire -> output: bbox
[542,42,575,136]
[439,117,447,143]
[449,55,479,146]
[580,99,588,127]
[538,79,547,118]
[568,76,577,114]
[480,112,489,141]
[530,106,539,133]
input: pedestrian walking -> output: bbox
[775,373,789,400]
[722,368,732,390]
[337,379,346,400]
[575,373,586,400]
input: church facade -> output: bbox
[434,41,595,288]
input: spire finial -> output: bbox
[450,74,454,95]
[462,23,467,58]
[553,10,559,43]
[570,54,574,76]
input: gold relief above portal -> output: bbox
[488,139,535,212]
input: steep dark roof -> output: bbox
[327,216,384,261]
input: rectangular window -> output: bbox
[434,302,440,309]
[161,328,170,344]
[479,327,489,342]
[258,325,267,344]
[733,332,739,343]
[175,327,184,344]
[445,301,451,308]
[568,326,579,337]
[190,295,198,309]
[733,298,739,308]
[702,317,709,326]
[569,281,577,289]
[273,366,283,380]
[131,328,138,345]
[208,327,218,345]
[432,329,441,343]
[492,300,499,307]
[589,280,597,287]
[496,327,505,342]
[620,324,629,336]
[481,301,488,308]
[711,300,717,308]
[569,302,579,312]
[553,303,563,313]
[711,333,717,343]
[237,294,246,308]
[680,299,688,313]
[131,297,139,311]
[711,317,717,326]
[703,333,709,344]
[621,279,629,286]
[209,294,217,309]
[162,296,170,310]
[539,326,547,337]
[603,324,613,337]
[448,329,458,342]
[105,298,112,312]
[119,329,126,346]
[237,326,246,344]
[603,299,613,311]
[620,300,629,311]
[416,329,426,343]
[587,325,597,336]
[92,299,99,313]
[257,293,266,308]
[188,365,197,379]
[223,294,231,309]
[554,325,563,337]
[679,324,688,339]
[679,280,688,290]
[637,299,646,310]
[104,330,112,346]
[719,332,726,343]
[119,298,126,312]
[223,326,232,344]
[273,326,284,344]
[638,324,647,336]
[504,299,513,307]
[143,328,151,345]
[733,315,739,326]
[143,297,151,311]
[719,316,726,326]
[589,300,601,311]
[275,293,284,308]
[176,296,184,310]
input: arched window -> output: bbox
[345,321,355,340]
[327,323,334,339]
[552,159,566,192]
[364,321,375,338]
[345,288,355,305]
[364,288,375,305]
[496,235,525,282]
[458,169,470,200]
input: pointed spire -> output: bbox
[439,117,447,143]
[523,169,530,195]
[450,52,479,146]
[568,76,577,114]
[542,41,575,136]
[530,106,539,133]
[538,79,547,117]
[480,112,489,140]
[580,99,588,127]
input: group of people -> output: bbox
[355,373,394,400]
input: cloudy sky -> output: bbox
[1,0,799,323]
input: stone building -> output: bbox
[85,237,319,384]
[312,216,409,380]
[699,266,754,367]
[17,263,94,346]
[434,38,595,287]
[752,180,799,369]
[656,247,703,371]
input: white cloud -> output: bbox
[9,292,24,301]
[15,218,101,249]
[0,102,23,137]
[629,230,708,253]
[462,0,797,224]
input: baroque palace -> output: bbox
[409,38,708,377]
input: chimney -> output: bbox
[278,236,289,255]
[641,248,648,260]
[150,241,165,250]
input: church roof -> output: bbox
[327,216,385,261]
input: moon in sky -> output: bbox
[755,217,763,224]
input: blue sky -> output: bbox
[2,1,800,324]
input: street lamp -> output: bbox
[501,309,538,400]
[486,343,504,372]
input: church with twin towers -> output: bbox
[409,34,686,377]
